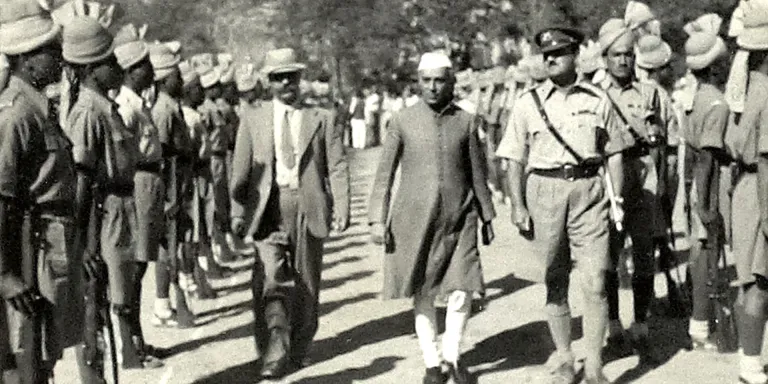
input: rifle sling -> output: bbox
[529,90,585,165]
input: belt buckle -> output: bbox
[562,164,575,181]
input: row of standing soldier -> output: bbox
[0,0,300,382]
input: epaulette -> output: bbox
[574,81,604,97]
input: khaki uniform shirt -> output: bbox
[0,76,75,206]
[496,79,633,169]
[115,86,162,165]
[728,71,768,164]
[598,77,677,148]
[152,91,192,160]
[67,86,137,187]
[199,98,227,154]
[685,83,729,153]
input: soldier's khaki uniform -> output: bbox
[0,76,80,365]
[115,86,163,263]
[67,86,138,307]
[598,78,677,276]
[726,71,768,286]
[181,104,210,244]
[198,98,230,239]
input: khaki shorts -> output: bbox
[101,195,137,306]
[526,173,610,283]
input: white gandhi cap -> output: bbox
[418,51,453,72]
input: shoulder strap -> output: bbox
[604,91,646,144]
[529,90,585,164]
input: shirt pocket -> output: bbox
[571,110,600,154]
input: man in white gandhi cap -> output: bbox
[368,51,496,384]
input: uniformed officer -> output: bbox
[496,27,631,384]
[179,61,217,301]
[113,24,167,363]
[149,42,196,329]
[63,16,160,372]
[0,1,79,382]
[724,2,768,382]
[596,18,677,364]
[197,66,235,278]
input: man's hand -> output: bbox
[369,223,385,245]
[83,254,107,282]
[231,217,247,239]
[8,288,41,317]
[481,221,495,245]
[512,205,531,233]
[332,213,350,233]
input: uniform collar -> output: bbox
[598,74,639,92]
[536,78,596,100]
[8,76,50,118]
[78,85,116,113]
[115,85,145,111]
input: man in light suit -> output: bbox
[230,48,350,379]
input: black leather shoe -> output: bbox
[448,360,475,384]
[423,366,448,384]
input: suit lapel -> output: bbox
[298,107,321,163]
[261,101,275,162]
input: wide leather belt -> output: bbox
[739,162,758,174]
[104,182,134,197]
[531,163,601,181]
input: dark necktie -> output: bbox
[281,109,296,169]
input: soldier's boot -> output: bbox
[75,345,107,384]
[194,254,218,300]
[116,306,162,369]
[152,298,178,328]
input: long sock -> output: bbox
[740,285,768,356]
[442,291,470,363]
[414,293,441,368]
[545,304,572,358]
[690,241,710,322]
[155,260,171,300]
[578,270,608,376]
[632,276,654,323]
[606,271,620,321]
[132,262,148,352]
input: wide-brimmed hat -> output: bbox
[624,1,659,34]
[199,66,219,88]
[685,32,727,70]
[179,61,198,87]
[113,24,148,69]
[62,16,114,65]
[534,27,584,53]
[261,48,306,75]
[0,0,61,56]
[150,42,181,81]
[635,35,672,70]
[599,18,634,54]
[737,0,768,50]
[235,64,259,92]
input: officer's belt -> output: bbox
[530,163,601,181]
[103,182,134,197]
[136,162,162,174]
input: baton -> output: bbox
[604,169,624,232]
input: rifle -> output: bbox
[704,163,738,353]
[165,156,194,328]
[82,186,118,384]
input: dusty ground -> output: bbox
[52,147,744,384]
